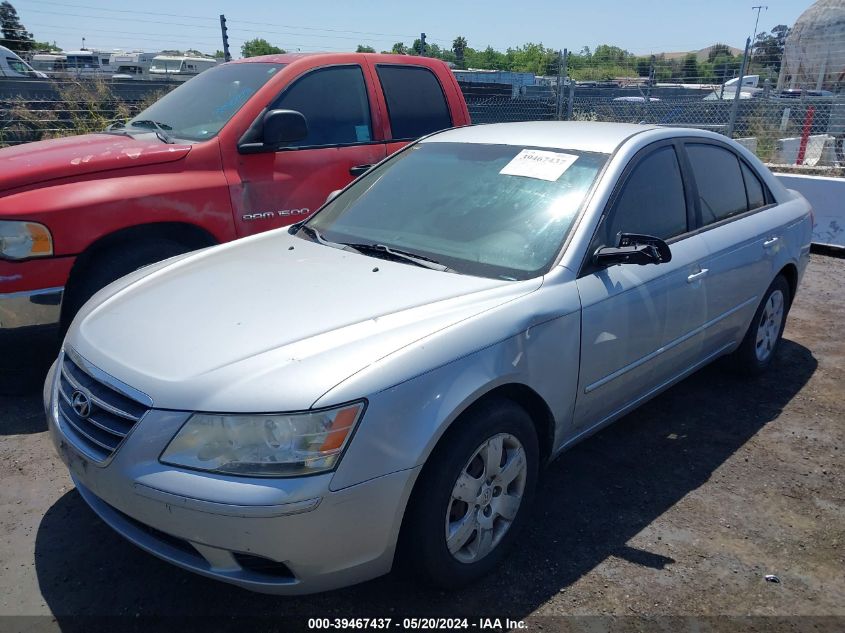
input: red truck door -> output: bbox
[229,62,387,237]
[366,61,464,158]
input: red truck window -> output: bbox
[271,65,373,148]
[375,65,452,141]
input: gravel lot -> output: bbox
[1,255,843,631]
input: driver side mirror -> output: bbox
[593,233,672,267]
[238,109,308,154]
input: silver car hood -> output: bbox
[69,230,541,412]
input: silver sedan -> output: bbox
[45,122,813,594]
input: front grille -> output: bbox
[57,353,150,461]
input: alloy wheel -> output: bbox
[444,433,527,564]
[755,289,785,362]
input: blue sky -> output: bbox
[15,0,810,57]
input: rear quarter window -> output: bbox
[741,161,769,210]
[376,65,452,140]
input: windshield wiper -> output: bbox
[127,119,175,144]
[341,242,453,272]
[103,120,133,137]
[296,224,349,249]
[295,227,456,273]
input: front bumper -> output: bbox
[0,286,63,330]
[45,361,419,595]
[1,255,74,331]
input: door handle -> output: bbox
[349,164,373,177]
[763,236,780,248]
[687,268,709,283]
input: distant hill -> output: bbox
[657,45,743,62]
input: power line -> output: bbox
[15,0,450,43]
[15,0,218,22]
[17,8,223,30]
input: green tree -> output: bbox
[452,36,467,68]
[410,38,426,56]
[753,24,789,74]
[390,42,407,55]
[33,40,61,52]
[635,56,652,78]
[355,44,375,53]
[708,43,733,63]
[213,49,225,58]
[0,1,33,54]
[506,42,558,74]
[681,53,699,82]
[241,38,285,58]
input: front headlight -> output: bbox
[0,221,53,260]
[160,402,365,477]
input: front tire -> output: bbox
[400,397,539,588]
[731,274,791,375]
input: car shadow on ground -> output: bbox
[34,340,816,622]
[0,326,58,434]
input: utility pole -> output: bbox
[419,33,426,56]
[556,49,567,120]
[220,14,231,62]
[751,5,768,47]
[727,37,752,137]
[645,55,655,102]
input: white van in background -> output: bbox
[110,51,160,80]
[724,74,760,89]
[31,52,67,75]
[148,55,217,81]
[0,45,47,78]
[63,49,116,76]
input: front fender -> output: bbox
[0,141,235,254]
[326,281,582,492]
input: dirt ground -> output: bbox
[0,255,842,632]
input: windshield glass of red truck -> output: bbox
[304,142,608,281]
[124,63,285,142]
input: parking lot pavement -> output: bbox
[0,255,843,625]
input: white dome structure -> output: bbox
[778,0,845,91]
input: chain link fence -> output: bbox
[4,56,845,174]
[463,83,845,173]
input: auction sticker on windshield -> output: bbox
[499,149,579,181]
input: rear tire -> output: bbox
[400,397,539,589]
[62,239,190,329]
[730,275,791,375]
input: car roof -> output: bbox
[423,121,660,154]
[231,52,445,66]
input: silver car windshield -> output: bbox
[306,142,608,280]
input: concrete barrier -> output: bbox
[775,173,845,249]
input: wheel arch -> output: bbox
[777,262,799,306]
[62,221,218,324]
[459,383,556,465]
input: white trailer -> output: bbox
[110,51,160,80]
[148,55,217,81]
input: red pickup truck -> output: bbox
[0,53,470,355]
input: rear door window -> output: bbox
[272,65,373,148]
[375,65,452,140]
[686,143,748,225]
